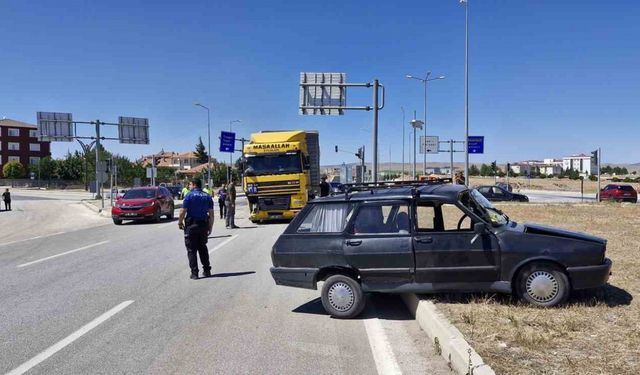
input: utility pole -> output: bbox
[461,0,470,185]
[95,120,102,201]
[372,79,380,184]
[401,107,405,181]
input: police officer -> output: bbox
[178,178,214,279]
[319,175,330,197]
[180,183,191,199]
[225,177,237,229]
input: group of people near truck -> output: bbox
[180,179,237,229]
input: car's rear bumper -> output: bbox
[270,267,318,290]
[567,258,612,290]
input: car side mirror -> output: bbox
[471,222,487,244]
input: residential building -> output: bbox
[0,118,51,174]
[141,151,202,170]
[562,154,595,175]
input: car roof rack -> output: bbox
[341,178,453,195]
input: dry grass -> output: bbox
[469,176,640,194]
[433,203,640,375]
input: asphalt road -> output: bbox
[0,195,449,374]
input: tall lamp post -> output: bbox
[461,0,470,185]
[400,106,405,180]
[194,103,212,187]
[229,119,242,183]
[410,118,424,180]
[406,72,445,175]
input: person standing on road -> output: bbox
[319,175,330,197]
[178,178,214,280]
[225,178,238,229]
[217,185,227,219]
[181,184,191,199]
[203,184,212,196]
[2,189,11,211]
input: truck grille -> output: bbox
[258,196,290,211]
[249,180,300,195]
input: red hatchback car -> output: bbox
[600,184,638,203]
[111,186,175,225]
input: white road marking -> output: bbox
[0,226,108,248]
[17,241,110,268]
[210,235,238,252]
[6,300,134,375]
[364,317,403,375]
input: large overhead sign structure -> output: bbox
[299,73,346,115]
[36,111,150,205]
[298,72,385,183]
[118,117,150,144]
[37,112,74,142]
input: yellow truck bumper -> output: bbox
[250,209,299,222]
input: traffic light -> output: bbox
[490,161,497,172]
[335,145,338,153]
[507,162,511,172]
[591,149,598,165]
[356,147,364,160]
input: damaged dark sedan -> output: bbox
[270,183,612,318]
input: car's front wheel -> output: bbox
[113,218,123,225]
[166,204,175,220]
[516,262,570,307]
[321,275,366,319]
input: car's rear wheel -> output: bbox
[113,219,123,225]
[321,275,365,319]
[516,262,570,307]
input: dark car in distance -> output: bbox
[600,184,637,203]
[111,186,175,225]
[270,183,611,318]
[476,185,529,202]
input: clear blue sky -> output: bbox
[1,0,639,166]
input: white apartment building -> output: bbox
[562,154,595,175]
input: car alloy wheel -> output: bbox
[327,282,355,312]
[525,270,559,303]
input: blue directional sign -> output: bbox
[467,136,484,154]
[219,131,236,153]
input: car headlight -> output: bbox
[143,201,155,207]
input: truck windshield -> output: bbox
[245,152,302,176]
[463,189,508,226]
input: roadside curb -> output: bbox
[401,294,495,375]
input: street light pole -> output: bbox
[461,0,470,185]
[410,116,424,180]
[229,119,241,183]
[406,72,445,176]
[194,103,212,187]
[401,106,405,180]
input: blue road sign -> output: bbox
[219,131,236,153]
[468,136,484,154]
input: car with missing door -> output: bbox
[270,183,612,318]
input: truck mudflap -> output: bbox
[270,267,319,290]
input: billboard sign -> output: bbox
[420,136,439,154]
[118,116,149,144]
[467,136,484,154]
[299,72,346,115]
[37,112,74,142]
[219,131,235,153]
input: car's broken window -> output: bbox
[296,203,353,233]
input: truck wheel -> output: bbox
[516,263,570,307]
[321,275,366,319]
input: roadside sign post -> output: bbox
[438,139,465,181]
[299,72,385,183]
[467,136,484,154]
[37,112,149,209]
[219,131,236,183]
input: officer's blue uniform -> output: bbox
[183,188,214,276]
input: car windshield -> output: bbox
[619,185,635,191]
[123,189,156,199]
[464,189,508,226]
[245,152,302,176]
